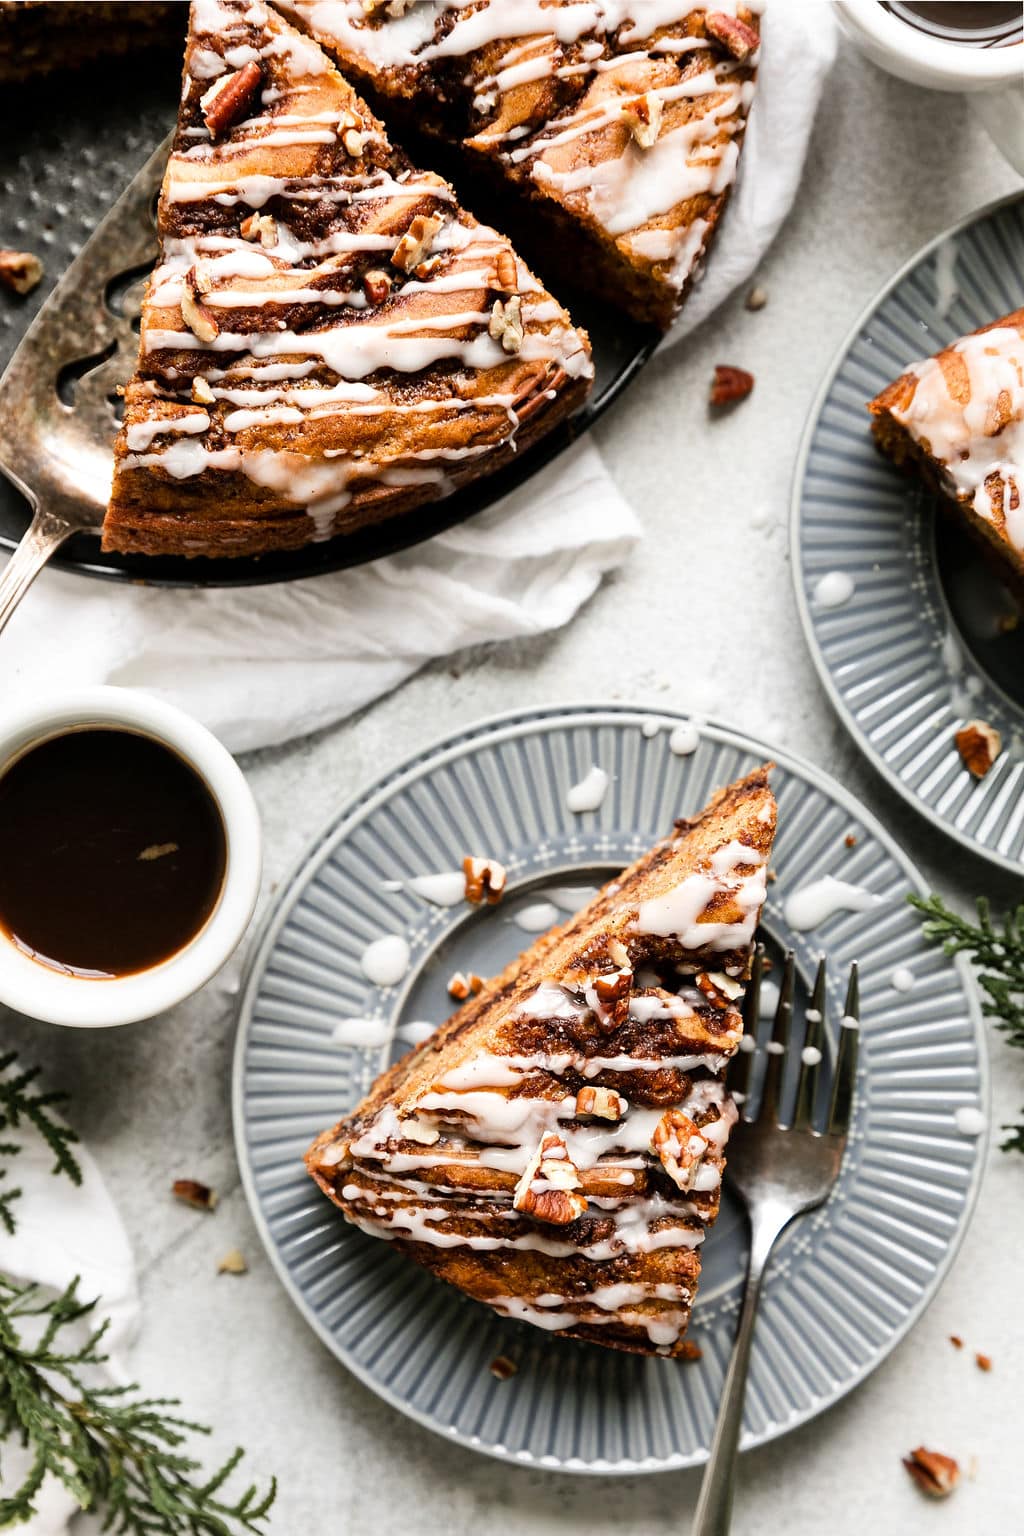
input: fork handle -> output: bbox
[0,503,76,636]
[691,1207,790,1536]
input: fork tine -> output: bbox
[759,951,794,1125]
[827,964,860,1136]
[727,945,762,1106]
[792,956,827,1130]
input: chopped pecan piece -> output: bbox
[513,1132,587,1225]
[651,1110,709,1192]
[695,971,742,1009]
[0,249,43,295]
[363,0,418,14]
[489,1353,518,1380]
[446,969,483,1000]
[706,11,760,61]
[191,376,215,404]
[217,1248,248,1275]
[976,1352,992,1371]
[903,1448,960,1498]
[710,364,754,407]
[462,856,507,905]
[240,212,276,247]
[955,720,1001,778]
[622,91,663,148]
[488,295,524,355]
[362,268,393,304]
[745,284,768,311]
[200,61,263,139]
[575,1085,626,1121]
[172,1178,218,1212]
[181,266,219,343]
[392,213,443,273]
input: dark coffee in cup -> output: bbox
[882,2,1023,47]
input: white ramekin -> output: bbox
[0,687,261,1027]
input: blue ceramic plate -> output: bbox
[232,705,985,1472]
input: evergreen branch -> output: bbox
[0,1275,275,1533]
[0,1052,82,1195]
[910,893,1024,1149]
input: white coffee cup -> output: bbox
[0,687,261,1027]
[835,1,1024,172]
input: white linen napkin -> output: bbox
[0,1121,138,1535]
[0,1,836,755]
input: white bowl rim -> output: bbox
[836,0,1024,87]
[0,686,261,1028]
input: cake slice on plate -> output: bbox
[869,309,1024,593]
[105,0,593,558]
[306,766,776,1358]
[276,1,761,330]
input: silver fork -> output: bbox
[691,949,859,1536]
[0,135,169,635]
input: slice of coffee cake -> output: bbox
[105,0,593,558]
[870,309,1024,593]
[306,766,776,1357]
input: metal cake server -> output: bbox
[0,134,169,637]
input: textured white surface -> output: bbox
[4,38,1024,1536]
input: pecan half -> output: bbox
[651,1110,709,1192]
[0,249,43,295]
[903,1448,960,1498]
[955,720,1001,778]
[462,855,507,905]
[200,60,263,139]
[488,295,524,355]
[710,364,754,407]
[513,1132,587,1224]
[494,249,518,293]
[706,11,759,61]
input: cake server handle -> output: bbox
[0,501,76,637]
[690,1204,789,1536]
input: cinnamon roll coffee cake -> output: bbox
[306,767,776,1357]
[277,1,762,329]
[869,309,1024,593]
[105,0,593,558]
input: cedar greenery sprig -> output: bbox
[0,1055,277,1531]
[0,1049,83,1234]
[910,893,1024,1151]
[0,1275,276,1533]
